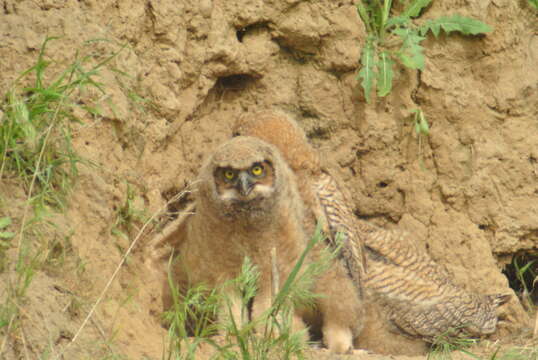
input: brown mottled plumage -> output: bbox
[234,112,366,352]
[233,111,366,296]
[358,221,510,339]
[159,136,362,354]
[232,110,510,355]
[167,136,307,334]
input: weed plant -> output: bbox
[163,226,336,360]
[111,183,150,241]
[356,0,492,103]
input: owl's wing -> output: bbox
[362,226,454,287]
[362,223,510,339]
[388,292,509,340]
[313,171,367,297]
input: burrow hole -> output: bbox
[502,251,538,308]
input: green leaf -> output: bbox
[419,115,430,135]
[414,120,421,135]
[381,0,393,29]
[357,39,376,103]
[0,232,15,239]
[393,28,425,70]
[0,217,12,229]
[111,227,128,240]
[530,0,538,10]
[402,0,432,18]
[420,15,492,37]
[420,20,441,37]
[377,51,394,97]
[385,16,410,28]
[518,260,535,276]
[411,109,430,135]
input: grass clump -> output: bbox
[111,183,150,241]
[356,0,492,103]
[496,346,538,360]
[0,36,125,211]
[0,36,132,357]
[0,217,15,273]
[428,327,479,360]
[164,226,335,360]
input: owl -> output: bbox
[233,111,366,296]
[233,112,366,352]
[160,135,362,354]
[232,110,510,355]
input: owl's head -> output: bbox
[232,111,320,174]
[197,136,290,222]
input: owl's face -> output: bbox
[213,160,275,203]
[198,136,287,222]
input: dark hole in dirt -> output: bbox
[353,209,379,222]
[377,181,388,188]
[503,251,538,307]
[235,22,268,43]
[236,28,247,42]
[478,224,487,230]
[162,186,193,219]
[306,126,330,140]
[215,74,255,91]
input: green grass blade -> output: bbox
[376,51,394,97]
[385,15,410,28]
[381,0,393,31]
[357,39,376,103]
[272,224,322,312]
[355,2,373,34]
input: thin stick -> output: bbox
[53,190,188,360]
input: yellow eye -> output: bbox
[223,170,236,180]
[251,165,264,176]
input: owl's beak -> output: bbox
[236,172,254,196]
